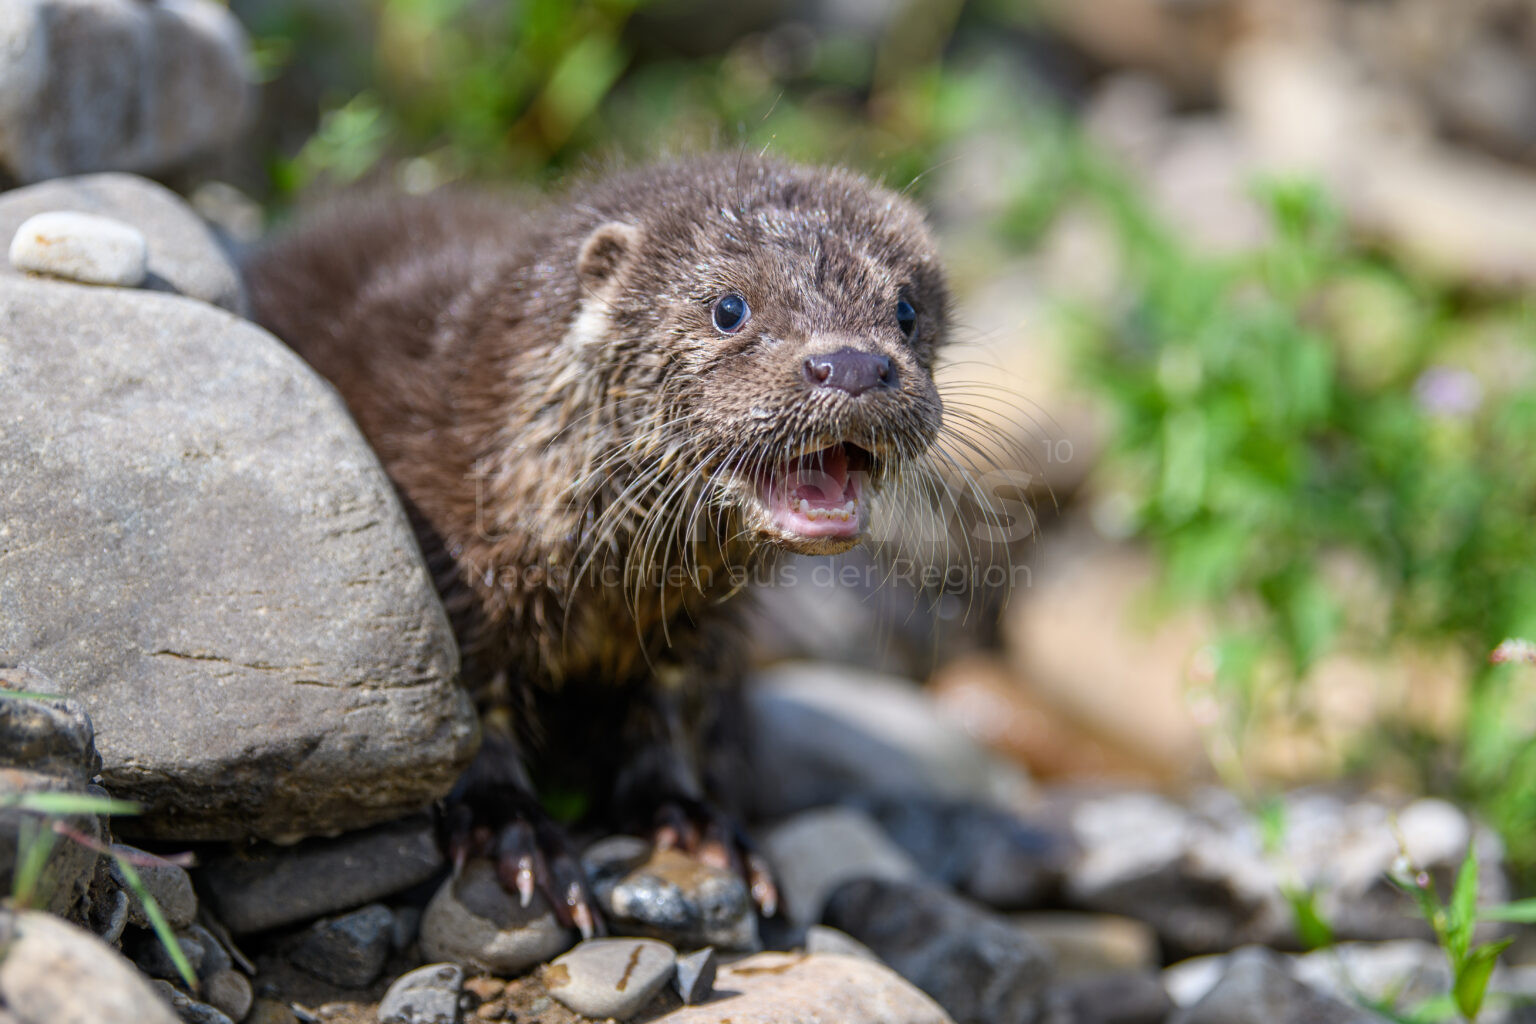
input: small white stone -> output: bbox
[9,210,148,287]
[544,937,677,1021]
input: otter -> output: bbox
[245,154,951,937]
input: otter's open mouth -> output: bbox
[754,442,872,543]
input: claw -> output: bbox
[569,883,598,940]
[747,851,779,918]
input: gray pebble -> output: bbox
[584,838,758,951]
[544,938,677,1021]
[287,904,394,989]
[203,968,253,1023]
[377,962,463,1024]
[9,211,147,286]
[110,844,198,930]
[151,979,236,1024]
[672,946,717,1005]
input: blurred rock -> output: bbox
[650,952,955,1024]
[823,877,1054,1024]
[417,858,576,975]
[1167,945,1379,1023]
[150,979,235,1024]
[543,938,676,1021]
[378,962,463,1024]
[200,815,445,933]
[0,768,102,921]
[0,673,99,781]
[0,0,254,183]
[203,969,253,1023]
[0,278,477,842]
[583,837,758,951]
[862,794,1070,909]
[1012,912,1160,981]
[930,655,1171,783]
[1003,520,1211,782]
[0,907,181,1024]
[8,210,146,287]
[287,903,395,989]
[805,924,882,962]
[0,174,248,313]
[1039,970,1174,1024]
[1031,0,1234,101]
[763,806,921,929]
[746,662,1033,819]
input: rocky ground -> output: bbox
[4,2,1536,1023]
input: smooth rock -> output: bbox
[0,768,102,920]
[1168,946,1379,1024]
[150,979,235,1024]
[1012,912,1160,980]
[584,838,759,951]
[0,174,247,312]
[1039,970,1174,1024]
[417,858,576,975]
[762,806,920,928]
[747,661,1033,819]
[0,278,477,842]
[199,815,444,934]
[543,938,676,1021]
[203,969,253,1023]
[127,924,205,982]
[863,795,1068,909]
[672,946,717,1005]
[287,903,395,989]
[0,0,254,183]
[9,210,146,287]
[0,673,100,780]
[823,877,1053,1023]
[246,1000,300,1024]
[805,924,882,962]
[378,962,462,1024]
[0,907,180,1024]
[1294,941,1451,1017]
[651,952,955,1023]
[110,844,197,929]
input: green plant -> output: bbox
[1,790,197,989]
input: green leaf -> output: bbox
[111,855,197,990]
[1477,898,1536,924]
[1453,938,1513,1020]
[1448,842,1480,965]
[0,793,141,817]
[9,816,58,909]
[1283,885,1336,950]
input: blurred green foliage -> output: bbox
[250,0,1536,872]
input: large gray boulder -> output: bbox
[0,276,478,841]
[0,0,253,183]
[0,173,247,313]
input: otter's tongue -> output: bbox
[764,444,863,539]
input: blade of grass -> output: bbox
[111,853,197,990]
[10,816,58,909]
[2,793,141,817]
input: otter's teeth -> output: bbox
[791,496,859,523]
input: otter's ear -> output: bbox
[577,221,642,290]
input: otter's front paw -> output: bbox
[640,796,779,918]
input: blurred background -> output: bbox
[224,0,1536,874]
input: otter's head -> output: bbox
[566,156,948,558]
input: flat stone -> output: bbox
[9,210,147,287]
[199,815,444,934]
[805,924,881,962]
[0,0,253,183]
[584,838,758,951]
[672,946,717,1005]
[0,907,180,1024]
[1039,970,1173,1024]
[651,952,955,1024]
[110,843,197,929]
[1012,912,1159,980]
[150,979,235,1024]
[822,877,1053,1024]
[543,938,677,1021]
[126,924,205,981]
[762,806,920,929]
[378,962,463,1024]
[0,672,100,780]
[0,173,248,312]
[417,858,576,975]
[0,278,477,842]
[288,903,395,989]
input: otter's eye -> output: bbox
[896,298,917,338]
[712,293,751,333]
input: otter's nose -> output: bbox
[803,348,896,396]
